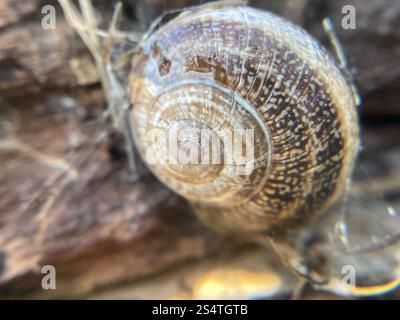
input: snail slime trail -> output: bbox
[129,4,359,234]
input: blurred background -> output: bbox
[0,0,399,299]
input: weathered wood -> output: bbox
[0,0,38,29]
[0,92,230,298]
[0,0,97,97]
[0,0,400,299]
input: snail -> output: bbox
[59,0,359,235]
[128,2,360,234]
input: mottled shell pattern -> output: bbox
[129,3,359,233]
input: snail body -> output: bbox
[129,4,359,233]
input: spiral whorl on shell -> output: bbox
[129,4,359,233]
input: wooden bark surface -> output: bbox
[0,0,399,298]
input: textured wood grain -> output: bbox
[0,92,228,298]
[0,0,399,299]
[0,1,79,96]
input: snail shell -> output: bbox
[128,4,359,233]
